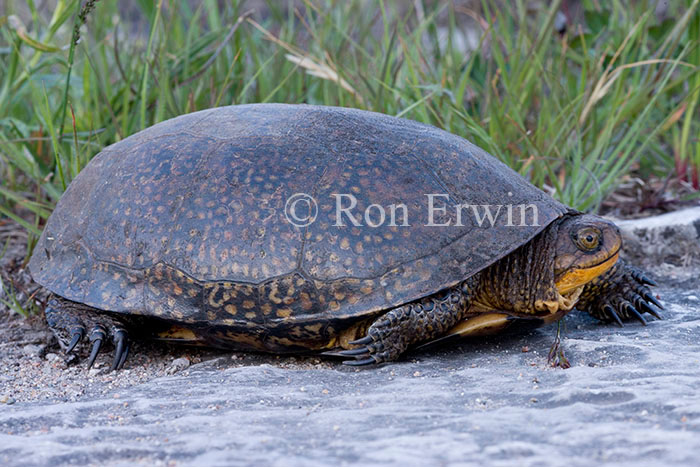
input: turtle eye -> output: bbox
[573,227,601,251]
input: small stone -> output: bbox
[616,206,700,268]
[166,357,191,374]
[521,346,530,353]
[1,396,16,405]
[45,353,60,363]
[22,344,45,358]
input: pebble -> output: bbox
[22,344,45,358]
[166,357,191,374]
[45,353,61,363]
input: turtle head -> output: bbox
[553,214,621,295]
[465,213,622,317]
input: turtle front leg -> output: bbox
[339,280,473,365]
[576,260,663,326]
[45,296,131,370]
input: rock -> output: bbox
[21,331,53,344]
[22,344,45,358]
[614,207,700,268]
[166,357,190,374]
[44,352,68,369]
[44,353,60,362]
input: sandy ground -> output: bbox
[2,221,699,466]
[2,287,699,465]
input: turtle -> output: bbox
[28,104,663,370]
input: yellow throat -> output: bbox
[555,251,619,295]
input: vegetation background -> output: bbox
[1,0,699,298]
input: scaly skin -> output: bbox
[339,279,475,365]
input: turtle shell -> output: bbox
[29,104,569,351]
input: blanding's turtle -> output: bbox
[28,104,662,370]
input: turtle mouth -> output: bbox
[555,247,620,295]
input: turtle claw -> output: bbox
[338,341,379,366]
[343,357,377,366]
[580,263,663,326]
[624,303,647,326]
[86,328,105,369]
[66,328,84,353]
[603,304,624,327]
[338,335,380,365]
[349,336,373,346]
[338,333,390,366]
[643,292,664,310]
[44,296,133,370]
[338,347,371,357]
[639,300,662,320]
[633,271,657,287]
[116,341,130,370]
[111,330,129,371]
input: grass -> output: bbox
[0,0,699,267]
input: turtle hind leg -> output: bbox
[338,281,473,366]
[576,260,663,326]
[45,296,131,370]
